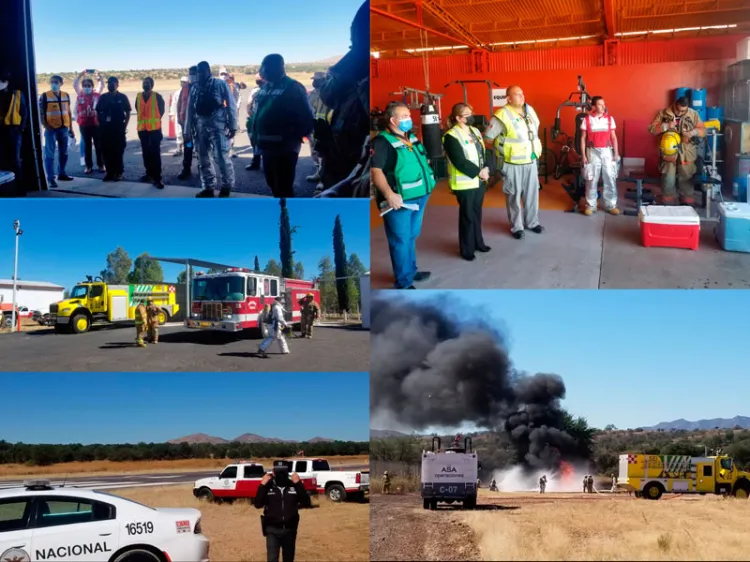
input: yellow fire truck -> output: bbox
[618,453,750,500]
[51,277,180,334]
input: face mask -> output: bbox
[465,116,475,126]
[397,118,412,133]
[220,75,227,81]
[83,87,93,95]
[0,81,8,91]
[51,83,60,92]
[108,85,117,93]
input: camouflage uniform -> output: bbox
[299,295,320,338]
[134,303,148,347]
[382,471,391,494]
[184,75,238,197]
[648,105,705,204]
[146,300,160,343]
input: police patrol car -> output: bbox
[0,480,209,562]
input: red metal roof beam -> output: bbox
[420,0,490,52]
[371,6,480,50]
[602,0,616,38]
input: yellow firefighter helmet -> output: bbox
[660,131,681,156]
[306,292,314,298]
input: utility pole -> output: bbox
[11,220,23,332]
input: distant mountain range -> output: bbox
[646,416,750,431]
[168,433,334,444]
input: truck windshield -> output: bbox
[721,458,734,470]
[69,285,88,299]
[192,276,245,302]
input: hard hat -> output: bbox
[660,131,681,156]
[180,76,188,82]
[219,67,228,75]
[306,292,313,297]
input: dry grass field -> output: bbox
[0,455,369,479]
[371,490,750,561]
[116,484,369,562]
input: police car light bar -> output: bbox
[24,479,53,490]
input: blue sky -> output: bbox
[382,290,750,431]
[0,199,369,291]
[0,372,369,444]
[31,0,362,73]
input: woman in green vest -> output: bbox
[443,103,491,261]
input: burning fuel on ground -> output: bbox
[371,294,589,481]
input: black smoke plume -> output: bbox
[371,294,577,469]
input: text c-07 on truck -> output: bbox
[49,277,180,334]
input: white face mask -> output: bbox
[0,81,8,91]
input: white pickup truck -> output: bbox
[275,457,369,502]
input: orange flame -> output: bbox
[559,460,574,482]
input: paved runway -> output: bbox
[0,323,369,372]
[0,465,370,491]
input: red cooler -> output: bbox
[638,205,700,250]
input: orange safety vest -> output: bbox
[4,90,23,126]
[43,90,71,128]
[136,92,162,132]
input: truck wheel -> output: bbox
[643,482,663,500]
[327,484,347,502]
[2,315,11,328]
[430,499,437,510]
[72,314,90,334]
[423,499,430,510]
[196,487,215,502]
[158,309,169,325]
[464,495,477,510]
[733,486,749,499]
[112,549,164,562]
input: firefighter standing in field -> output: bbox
[146,299,160,344]
[587,474,594,493]
[648,96,705,205]
[257,297,290,357]
[382,471,391,494]
[134,301,148,348]
[583,475,588,493]
[610,473,617,493]
[539,475,547,493]
[298,293,319,339]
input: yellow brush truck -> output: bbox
[618,453,750,500]
[50,278,180,334]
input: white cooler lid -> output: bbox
[639,205,700,225]
[719,202,750,219]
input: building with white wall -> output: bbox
[0,279,65,314]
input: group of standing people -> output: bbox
[256,293,320,358]
[134,299,161,348]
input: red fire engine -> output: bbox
[185,267,321,333]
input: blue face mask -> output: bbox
[51,83,60,92]
[397,118,412,133]
[83,87,92,95]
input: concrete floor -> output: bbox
[370,183,750,290]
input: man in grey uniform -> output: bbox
[184,61,238,198]
[483,85,545,239]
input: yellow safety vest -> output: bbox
[444,125,484,191]
[136,92,162,132]
[43,90,71,128]
[309,90,328,121]
[4,90,23,126]
[494,105,543,165]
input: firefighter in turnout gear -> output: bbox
[298,293,319,339]
[587,474,594,493]
[258,303,271,339]
[539,475,547,493]
[382,471,391,494]
[134,302,148,348]
[583,475,588,493]
[257,297,290,357]
[146,299,160,343]
[648,96,705,205]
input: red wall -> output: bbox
[372,35,742,160]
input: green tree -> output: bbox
[563,410,595,460]
[332,215,350,312]
[279,199,296,279]
[347,253,367,277]
[100,247,132,284]
[254,256,261,272]
[264,259,282,277]
[177,270,187,284]
[127,253,165,283]
[317,256,336,312]
[294,262,305,280]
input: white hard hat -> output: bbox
[219,67,228,75]
[180,76,188,82]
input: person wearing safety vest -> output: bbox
[253,53,314,198]
[483,85,544,240]
[307,71,329,193]
[134,77,166,189]
[73,69,105,175]
[579,96,620,216]
[443,102,492,262]
[245,73,266,172]
[96,76,132,183]
[648,96,705,205]
[184,61,238,198]
[0,70,28,185]
[39,74,76,188]
[372,101,436,289]
[176,66,199,181]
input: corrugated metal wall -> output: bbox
[489,45,604,72]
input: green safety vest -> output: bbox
[379,130,436,201]
[444,125,484,191]
[493,104,543,165]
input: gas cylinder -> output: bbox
[420,103,443,159]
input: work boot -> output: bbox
[218,188,231,198]
[530,225,545,234]
[57,174,74,181]
[49,179,58,188]
[414,271,431,282]
[140,175,153,183]
[257,349,268,358]
[512,230,524,239]
[155,180,165,189]
[195,189,215,198]
[137,340,146,348]
[113,174,123,182]
[178,169,191,180]
[608,208,621,215]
